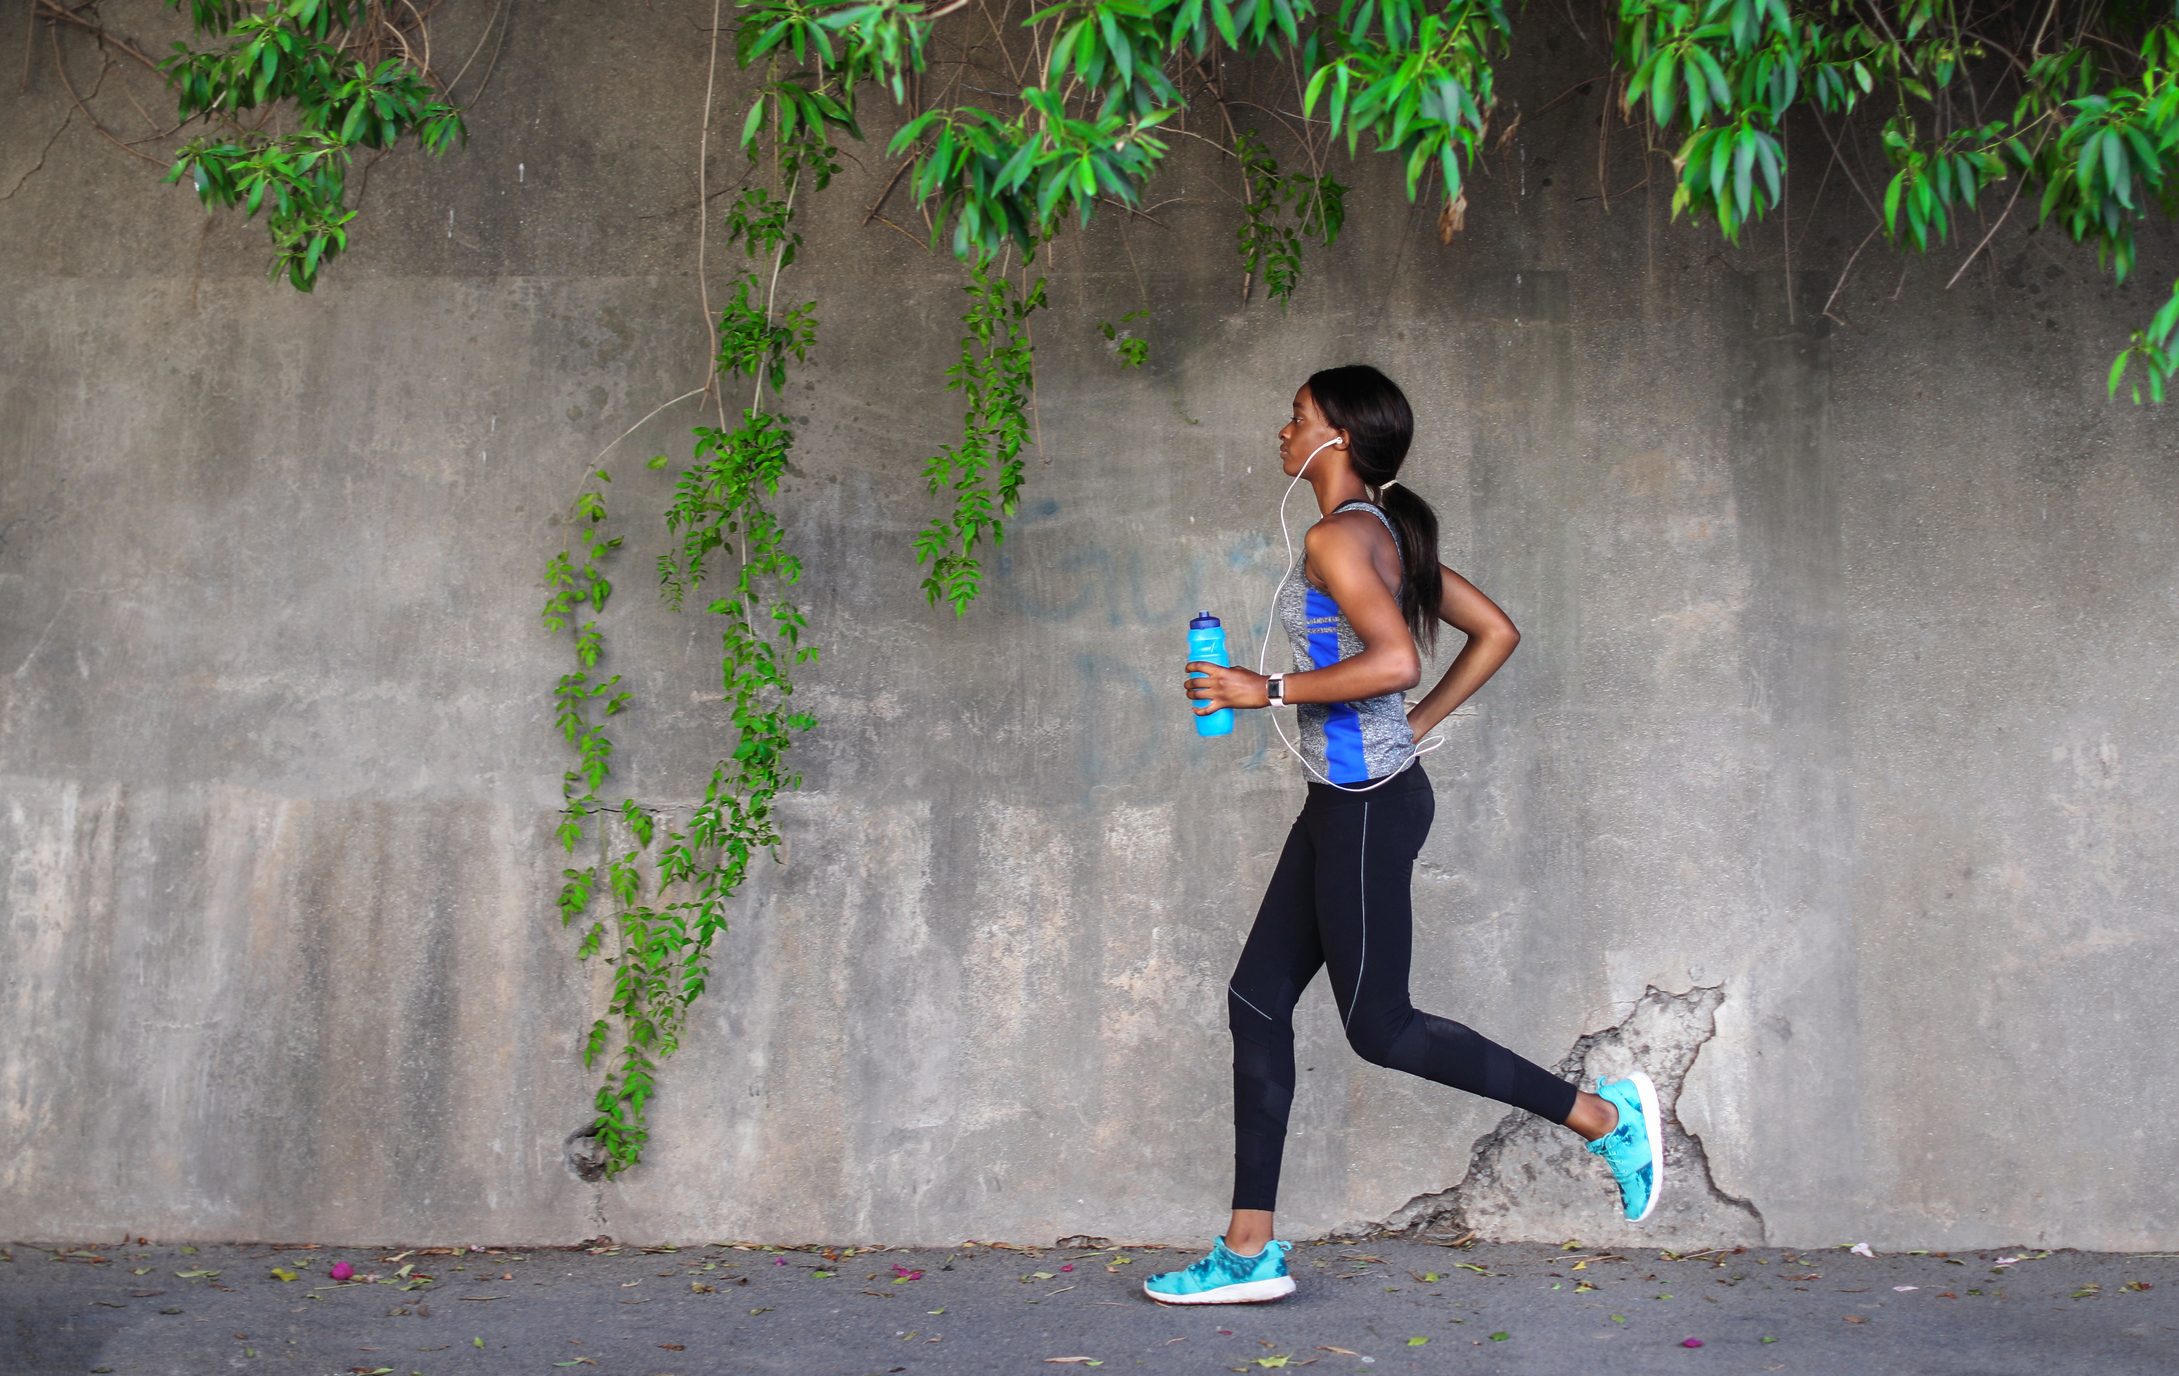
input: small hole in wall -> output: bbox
[564,1125,610,1182]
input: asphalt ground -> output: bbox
[5,1233,2175,1375]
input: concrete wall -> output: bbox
[4,3,2175,1250]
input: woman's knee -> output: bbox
[1228,981,1289,1035]
[1343,1009,1411,1067]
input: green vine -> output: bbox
[1099,307,1153,366]
[1234,128,1347,305]
[536,131,829,1178]
[914,260,1048,615]
[540,478,656,1159]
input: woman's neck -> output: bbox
[1309,471,1369,517]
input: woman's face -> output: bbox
[1278,385,1340,477]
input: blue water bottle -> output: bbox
[1187,611,1236,738]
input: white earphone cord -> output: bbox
[1254,436,1446,793]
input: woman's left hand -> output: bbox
[1185,661,1270,713]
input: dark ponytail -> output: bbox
[1305,364,1444,653]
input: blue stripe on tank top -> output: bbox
[1303,587,1369,782]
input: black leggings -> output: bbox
[1226,763,1581,1212]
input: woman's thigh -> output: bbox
[1309,785,1434,1033]
[1228,815,1326,1026]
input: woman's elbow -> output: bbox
[1387,650,1423,695]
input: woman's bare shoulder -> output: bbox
[1309,506,1393,546]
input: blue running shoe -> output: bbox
[1142,1236,1296,1305]
[1586,1070,1664,1222]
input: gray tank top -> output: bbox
[1274,499,1417,784]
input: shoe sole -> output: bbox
[1627,1069,1664,1223]
[1142,1275,1296,1305]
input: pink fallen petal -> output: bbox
[1681,1338,1704,1348]
[1060,1264,1074,1271]
[329,1261,354,1282]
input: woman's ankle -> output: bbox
[1566,1089,1620,1142]
[1224,1209,1276,1256]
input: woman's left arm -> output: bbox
[1185,519,1420,714]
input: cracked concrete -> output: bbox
[1367,985,1765,1247]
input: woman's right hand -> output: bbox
[1186,660,1270,713]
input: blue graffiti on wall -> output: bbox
[994,498,1296,786]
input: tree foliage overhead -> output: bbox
[734,0,2179,398]
[104,1,2179,611]
[155,0,468,290]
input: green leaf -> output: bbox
[1754,132,1782,205]
[1099,9,1132,88]
[1047,19,1085,81]
[1652,50,1679,128]
[2103,125,2132,209]
[1211,0,1239,50]
[1037,171,1072,227]
[1694,45,1731,105]
[1303,62,1332,119]
[2076,129,2104,194]
[2122,125,2161,188]
[2148,283,2179,345]
[1732,132,1756,217]
[886,109,940,157]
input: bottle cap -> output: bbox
[1189,611,1221,629]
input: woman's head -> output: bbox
[1288,364,1444,652]
[1299,364,1413,484]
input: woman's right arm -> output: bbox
[1405,563,1520,738]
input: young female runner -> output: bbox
[1147,364,1661,1306]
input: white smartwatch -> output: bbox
[1267,672,1287,707]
